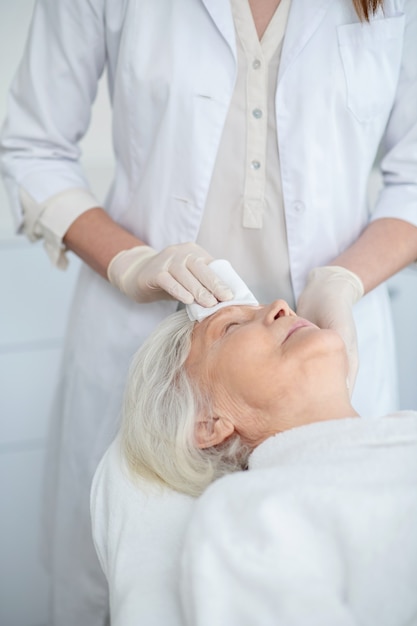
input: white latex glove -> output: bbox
[296,266,364,393]
[107,243,234,306]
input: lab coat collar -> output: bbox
[201,0,334,80]
[278,0,334,82]
[200,0,237,59]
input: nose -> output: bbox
[264,299,296,324]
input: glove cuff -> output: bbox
[107,245,157,296]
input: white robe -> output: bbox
[181,413,417,626]
[91,437,195,626]
[91,413,417,625]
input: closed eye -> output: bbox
[223,322,240,334]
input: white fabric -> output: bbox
[91,437,194,626]
[197,0,294,307]
[18,187,99,268]
[181,412,417,626]
[186,260,258,322]
[1,1,416,623]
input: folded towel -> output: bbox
[186,260,258,322]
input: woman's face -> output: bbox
[186,300,347,447]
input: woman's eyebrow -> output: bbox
[205,308,235,333]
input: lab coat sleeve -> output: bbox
[180,480,359,626]
[0,0,106,262]
[371,1,417,227]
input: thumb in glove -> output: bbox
[296,266,364,394]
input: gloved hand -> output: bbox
[296,266,364,393]
[107,242,234,306]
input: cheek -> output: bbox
[212,331,255,373]
[206,340,262,407]
[225,339,269,382]
[280,329,345,385]
[219,345,286,410]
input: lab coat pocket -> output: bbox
[337,14,405,123]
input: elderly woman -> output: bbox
[122,299,358,495]
[91,302,417,626]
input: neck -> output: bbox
[291,354,360,427]
[259,376,359,445]
[303,389,359,425]
[248,0,282,39]
[296,378,358,425]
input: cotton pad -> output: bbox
[186,259,259,322]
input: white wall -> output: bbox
[0,2,113,625]
[0,3,416,626]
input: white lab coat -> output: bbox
[1,0,416,623]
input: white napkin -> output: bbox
[186,260,259,322]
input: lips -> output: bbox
[284,319,315,343]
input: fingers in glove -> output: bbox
[155,271,215,305]
[186,257,234,303]
[164,264,219,306]
[343,334,359,397]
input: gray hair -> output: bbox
[120,309,250,497]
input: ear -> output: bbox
[194,415,235,449]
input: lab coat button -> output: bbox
[252,59,261,69]
[293,201,305,214]
[251,160,261,170]
[252,108,263,119]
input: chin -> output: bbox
[323,328,347,352]
[298,326,346,357]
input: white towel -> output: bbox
[186,260,258,322]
